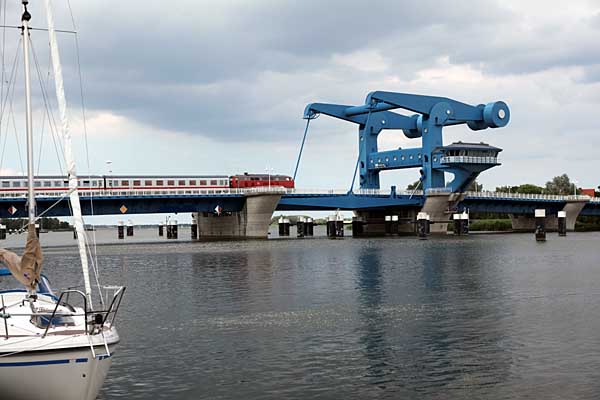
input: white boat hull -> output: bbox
[0,344,117,400]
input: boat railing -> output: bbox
[41,286,125,337]
[97,286,126,328]
[42,289,88,338]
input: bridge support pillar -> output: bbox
[510,199,587,232]
[194,193,281,239]
[420,192,463,234]
[353,210,416,236]
[562,199,587,231]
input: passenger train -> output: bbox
[0,173,294,194]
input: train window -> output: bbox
[167,180,175,186]
[156,180,163,186]
[12,181,21,187]
[133,180,141,186]
[121,180,129,186]
[189,180,196,185]
[145,180,153,186]
[200,180,207,185]
[1,181,9,187]
[210,180,217,185]
[178,180,186,186]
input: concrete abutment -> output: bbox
[194,193,281,239]
[509,199,588,232]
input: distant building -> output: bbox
[581,188,595,197]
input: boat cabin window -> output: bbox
[121,180,129,186]
[167,180,175,186]
[210,180,217,185]
[43,181,51,187]
[189,180,196,185]
[145,180,153,186]
[133,180,141,186]
[178,180,186,186]
[200,180,207,185]
[156,180,163,186]
[34,181,41,187]
[12,181,21,187]
[1,181,10,187]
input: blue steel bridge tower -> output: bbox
[303,91,510,192]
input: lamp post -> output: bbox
[265,167,273,188]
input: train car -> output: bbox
[103,175,230,191]
[0,175,104,195]
[0,175,231,196]
[229,173,294,189]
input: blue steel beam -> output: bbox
[0,193,596,218]
[0,195,246,219]
[276,193,423,211]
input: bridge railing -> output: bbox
[441,156,498,164]
[464,191,591,202]
[285,188,423,196]
[0,186,289,199]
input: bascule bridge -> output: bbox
[299,91,510,233]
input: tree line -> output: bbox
[407,174,597,196]
[0,217,71,231]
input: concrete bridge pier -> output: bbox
[353,209,416,236]
[562,199,587,231]
[194,193,282,239]
[420,192,464,234]
[510,198,588,232]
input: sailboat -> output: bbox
[0,1,124,399]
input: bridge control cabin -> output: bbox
[438,142,502,166]
[431,142,502,192]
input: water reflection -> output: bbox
[416,240,513,394]
[355,246,393,389]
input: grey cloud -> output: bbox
[4,0,600,150]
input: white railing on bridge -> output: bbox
[0,186,288,199]
[463,191,592,202]
[287,188,423,196]
[441,156,498,164]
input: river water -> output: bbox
[16,228,600,399]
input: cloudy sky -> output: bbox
[1,0,600,196]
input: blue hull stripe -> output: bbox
[0,354,111,367]
[0,359,71,367]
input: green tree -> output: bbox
[545,174,578,195]
[515,184,544,194]
[406,180,421,190]
[467,181,483,192]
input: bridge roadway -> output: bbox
[0,187,598,218]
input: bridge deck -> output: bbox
[0,188,597,218]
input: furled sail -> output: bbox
[44,0,92,304]
[0,224,42,290]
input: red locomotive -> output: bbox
[229,173,295,189]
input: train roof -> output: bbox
[231,174,291,178]
[0,175,229,179]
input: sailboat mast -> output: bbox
[21,1,35,223]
